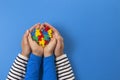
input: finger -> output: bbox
[23,30,30,41]
[36,23,40,29]
[23,30,29,37]
[39,24,44,30]
[49,34,56,44]
[49,38,57,47]
[43,23,60,35]
[56,35,64,46]
[22,30,29,43]
[29,23,41,32]
[55,34,64,42]
[53,38,57,46]
[56,38,62,48]
[58,35,63,41]
[28,33,34,44]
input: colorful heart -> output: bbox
[31,25,53,47]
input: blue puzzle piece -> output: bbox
[42,30,48,35]
[31,29,35,36]
[44,34,50,40]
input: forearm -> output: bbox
[56,54,75,80]
[25,53,42,80]
[43,54,57,80]
[6,53,28,80]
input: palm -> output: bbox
[31,41,43,54]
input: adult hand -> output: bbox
[21,30,31,58]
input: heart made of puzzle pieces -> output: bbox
[31,25,53,47]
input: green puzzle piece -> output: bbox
[32,36,38,42]
[44,35,50,40]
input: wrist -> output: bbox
[55,52,64,57]
[44,52,53,57]
[56,53,66,61]
[32,51,43,57]
[21,52,29,58]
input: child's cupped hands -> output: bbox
[43,23,64,57]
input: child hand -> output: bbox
[28,24,44,56]
[21,30,31,58]
[44,36,57,57]
[43,23,64,57]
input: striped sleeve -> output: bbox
[56,54,75,80]
[6,54,28,80]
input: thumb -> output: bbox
[23,30,29,43]
[24,30,29,38]
[56,39,61,48]
[48,38,57,47]
[28,33,34,45]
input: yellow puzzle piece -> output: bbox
[39,38,45,47]
[35,29,41,37]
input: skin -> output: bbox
[44,35,57,57]
[21,30,31,58]
[27,23,44,56]
[21,24,38,57]
[39,24,57,57]
[21,23,64,58]
[43,23,64,57]
[21,23,41,57]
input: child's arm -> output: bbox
[24,53,42,80]
[43,23,75,80]
[43,35,57,80]
[56,54,75,80]
[6,53,28,80]
[43,55,57,80]
[25,30,44,80]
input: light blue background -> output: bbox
[0,0,120,80]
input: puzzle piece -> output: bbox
[31,26,53,47]
[31,29,35,36]
[44,34,50,40]
[44,26,50,32]
[38,35,44,41]
[48,29,52,33]
[39,38,45,47]
[45,40,49,45]
[32,35,38,42]
[48,29,53,38]
[35,29,42,37]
